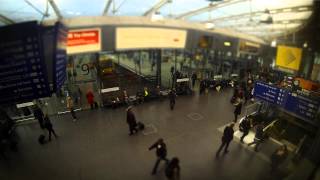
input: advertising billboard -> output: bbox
[116,27,187,50]
[276,45,302,71]
[67,28,101,54]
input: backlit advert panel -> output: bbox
[116,27,187,50]
[67,28,101,54]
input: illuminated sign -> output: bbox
[67,28,101,54]
[116,27,187,50]
[276,45,302,71]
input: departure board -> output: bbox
[53,22,68,91]
[284,92,320,121]
[253,81,320,122]
[0,21,50,104]
[253,81,287,106]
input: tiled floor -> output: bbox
[0,89,285,180]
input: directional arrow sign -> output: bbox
[276,45,302,70]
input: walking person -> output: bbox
[169,89,177,110]
[149,138,169,175]
[67,96,77,122]
[86,90,95,109]
[248,122,264,152]
[126,106,137,136]
[165,157,180,180]
[233,98,242,122]
[216,123,234,157]
[44,114,58,141]
[270,145,288,173]
[239,116,251,143]
[33,105,45,129]
[191,72,197,88]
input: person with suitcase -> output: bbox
[149,138,169,175]
[44,114,58,141]
[126,106,137,136]
[33,105,45,129]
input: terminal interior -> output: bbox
[0,0,320,180]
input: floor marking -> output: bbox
[187,113,204,121]
[142,123,158,135]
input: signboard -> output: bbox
[0,21,51,104]
[276,45,302,70]
[253,81,320,122]
[67,28,101,54]
[116,27,187,50]
[253,81,287,106]
[284,92,320,121]
[53,22,68,91]
[239,40,260,54]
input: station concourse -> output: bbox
[0,0,320,180]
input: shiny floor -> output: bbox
[0,89,284,180]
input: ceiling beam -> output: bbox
[202,5,312,23]
[102,0,113,16]
[175,0,246,19]
[0,13,15,25]
[48,0,63,19]
[143,0,171,17]
[217,19,307,28]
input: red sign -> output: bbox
[67,30,99,46]
[66,28,101,54]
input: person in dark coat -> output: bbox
[149,138,169,175]
[44,114,58,141]
[191,73,197,88]
[33,105,45,129]
[233,98,242,122]
[216,123,234,157]
[239,116,251,142]
[169,89,177,110]
[165,157,180,180]
[248,122,264,152]
[270,145,288,172]
[126,106,137,135]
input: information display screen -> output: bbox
[53,22,68,91]
[253,81,287,106]
[116,27,187,50]
[253,81,320,122]
[0,21,50,104]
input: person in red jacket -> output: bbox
[86,90,94,109]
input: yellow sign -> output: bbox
[116,27,187,50]
[276,45,302,70]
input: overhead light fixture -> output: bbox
[298,7,308,11]
[303,42,308,48]
[224,42,231,46]
[283,8,292,12]
[271,40,277,47]
[205,22,215,29]
[151,12,164,22]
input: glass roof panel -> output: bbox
[54,0,105,17]
[112,0,159,16]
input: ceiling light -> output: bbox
[224,42,231,46]
[298,7,308,11]
[151,13,164,22]
[303,42,308,48]
[271,40,277,47]
[205,22,215,29]
[283,8,292,12]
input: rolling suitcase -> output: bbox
[137,122,145,130]
[38,134,46,145]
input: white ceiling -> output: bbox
[0,0,314,40]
